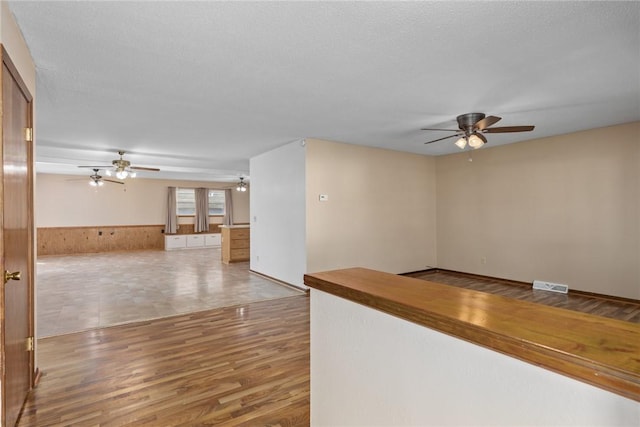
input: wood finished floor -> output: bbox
[19,295,310,427]
[20,270,639,426]
[408,270,640,323]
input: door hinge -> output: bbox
[26,336,34,352]
[24,127,33,142]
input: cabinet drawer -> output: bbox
[204,234,221,247]
[186,235,205,247]
[165,235,186,249]
[230,228,250,239]
[230,248,250,260]
[230,239,250,249]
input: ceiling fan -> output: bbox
[422,113,534,149]
[79,150,160,179]
[88,168,124,187]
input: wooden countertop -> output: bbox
[304,267,640,402]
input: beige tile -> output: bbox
[36,248,303,337]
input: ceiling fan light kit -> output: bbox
[236,177,247,192]
[79,150,159,180]
[467,134,485,149]
[454,134,485,150]
[87,168,124,186]
[423,112,534,150]
[454,137,467,149]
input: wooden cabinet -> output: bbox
[221,226,250,264]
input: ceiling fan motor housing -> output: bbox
[112,159,130,169]
[457,112,485,132]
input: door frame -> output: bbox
[0,44,36,425]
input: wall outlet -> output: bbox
[319,194,329,202]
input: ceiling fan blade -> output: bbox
[130,166,160,171]
[475,115,501,131]
[476,133,487,143]
[421,127,459,131]
[424,133,463,144]
[104,179,125,185]
[483,125,535,133]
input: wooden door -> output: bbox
[1,48,34,427]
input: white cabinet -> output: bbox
[205,234,221,247]
[186,235,205,248]
[164,235,187,250]
[164,233,221,250]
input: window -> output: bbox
[207,190,225,215]
[176,188,225,216]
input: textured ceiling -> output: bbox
[8,1,640,182]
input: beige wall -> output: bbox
[36,174,250,227]
[305,138,437,274]
[1,1,35,95]
[436,122,639,299]
[36,122,640,299]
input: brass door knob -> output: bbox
[4,270,21,283]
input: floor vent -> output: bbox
[532,280,569,294]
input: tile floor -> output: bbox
[36,248,304,337]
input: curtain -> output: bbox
[223,188,234,226]
[195,188,210,232]
[165,186,177,234]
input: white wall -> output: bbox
[36,174,249,227]
[250,140,307,288]
[311,289,640,426]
